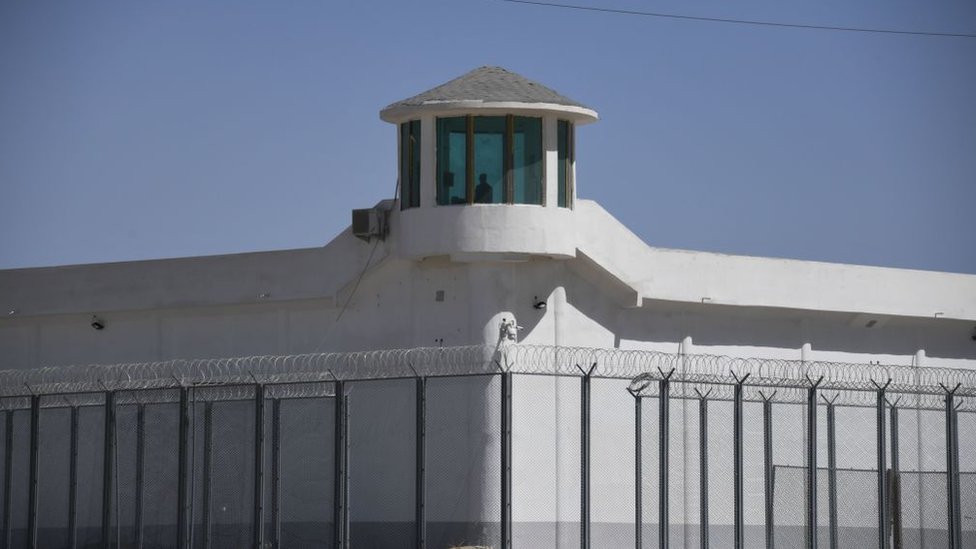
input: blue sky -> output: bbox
[1,0,974,273]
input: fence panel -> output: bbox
[958,410,976,546]
[772,402,806,549]
[814,400,829,548]
[512,374,580,548]
[5,409,30,549]
[278,395,335,549]
[426,374,501,549]
[36,403,70,548]
[742,400,766,548]
[77,403,106,548]
[897,408,949,548]
[707,399,734,546]
[639,389,660,549]
[835,405,879,547]
[115,402,140,549]
[0,410,6,548]
[348,378,415,548]
[591,377,635,548]
[671,391,702,548]
[142,396,180,548]
[202,387,257,549]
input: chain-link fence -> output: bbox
[0,344,974,549]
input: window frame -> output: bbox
[399,120,421,210]
[557,120,575,209]
[435,114,545,206]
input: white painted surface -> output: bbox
[575,199,976,322]
[392,203,577,260]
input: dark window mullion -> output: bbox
[410,121,421,208]
[568,122,575,208]
[407,124,415,208]
[465,116,474,204]
[540,118,546,207]
[400,121,421,209]
[505,115,514,204]
[399,123,407,210]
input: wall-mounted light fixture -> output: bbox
[91,315,105,331]
[532,296,546,310]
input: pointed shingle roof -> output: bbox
[380,66,598,124]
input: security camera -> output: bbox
[91,316,105,330]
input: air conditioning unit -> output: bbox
[352,207,388,242]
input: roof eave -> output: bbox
[379,101,599,125]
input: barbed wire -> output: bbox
[0,344,973,410]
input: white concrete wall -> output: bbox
[576,200,976,322]
[3,197,976,545]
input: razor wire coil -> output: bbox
[0,343,973,410]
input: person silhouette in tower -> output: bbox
[475,173,493,203]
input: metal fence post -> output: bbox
[177,387,191,549]
[659,368,675,549]
[873,380,891,549]
[629,388,642,549]
[501,371,513,549]
[26,395,40,549]
[253,384,266,549]
[890,403,902,549]
[69,406,80,549]
[942,383,962,549]
[416,376,427,549]
[578,363,596,549]
[762,393,775,549]
[2,410,11,549]
[824,396,837,549]
[806,376,823,549]
[732,373,750,549]
[949,396,961,549]
[202,402,213,549]
[102,391,117,549]
[696,388,712,549]
[334,380,348,549]
[271,398,281,549]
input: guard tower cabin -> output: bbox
[380,66,598,262]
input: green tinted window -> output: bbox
[437,114,546,206]
[436,117,468,205]
[557,120,573,208]
[399,121,421,209]
[473,116,505,204]
[512,117,543,205]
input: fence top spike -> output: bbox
[939,382,963,395]
[870,378,893,392]
[820,393,839,405]
[731,371,751,385]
